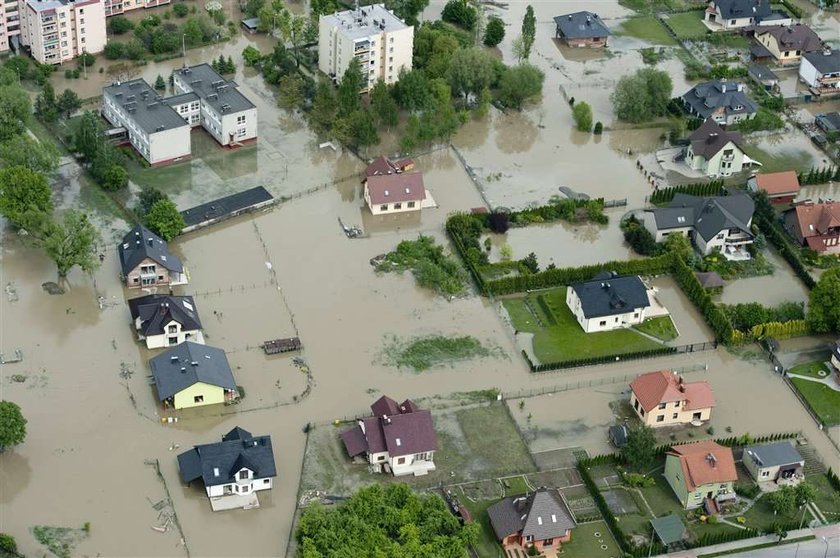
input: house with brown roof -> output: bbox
[630,371,715,427]
[364,155,415,177]
[487,488,576,555]
[340,395,437,477]
[754,24,823,65]
[784,200,840,253]
[747,171,801,203]
[362,155,426,216]
[684,119,755,177]
[664,441,737,511]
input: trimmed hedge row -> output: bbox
[525,346,679,372]
[649,180,724,205]
[672,255,735,342]
[731,320,810,344]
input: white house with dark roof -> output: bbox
[830,340,840,375]
[565,272,651,333]
[799,49,840,95]
[487,489,576,554]
[743,442,804,488]
[704,0,787,31]
[681,81,757,126]
[177,426,276,511]
[118,225,187,288]
[553,11,609,48]
[643,191,755,260]
[127,294,204,349]
[682,119,755,177]
[340,395,437,477]
[149,341,238,409]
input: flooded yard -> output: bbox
[717,248,811,306]
[742,129,826,175]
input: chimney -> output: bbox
[721,83,727,93]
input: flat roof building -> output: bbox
[0,0,23,55]
[20,0,106,64]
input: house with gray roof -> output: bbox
[755,24,823,66]
[565,272,652,333]
[149,341,238,410]
[553,11,609,48]
[487,489,576,554]
[128,294,204,349]
[681,81,758,126]
[118,225,187,289]
[177,426,276,511]
[743,442,804,488]
[340,395,437,477]
[643,190,756,260]
[748,64,779,91]
[799,49,840,95]
[704,0,787,31]
[681,119,757,178]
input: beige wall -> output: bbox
[758,32,804,64]
[21,0,106,64]
[105,0,169,17]
[364,186,422,215]
[0,0,22,53]
[125,257,173,288]
[631,392,712,427]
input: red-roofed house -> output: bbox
[364,155,415,177]
[340,395,437,477]
[747,171,801,203]
[364,172,426,215]
[629,371,715,427]
[784,201,840,254]
[664,441,737,510]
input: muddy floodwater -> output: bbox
[717,249,812,307]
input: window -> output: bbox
[194,395,204,403]
[380,204,388,211]
[761,470,769,478]
[672,413,678,419]
[675,401,680,407]
[79,8,84,13]
[237,128,246,138]
[389,47,393,53]
[168,336,177,345]
[377,455,385,461]
[407,201,415,208]
[168,325,177,334]
[239,470,249,480]
[236,115,245,125]
[389,56,393,62]
[390,37,394,43]
[640,409,645,416]
[658,403,666,410]
[80,37,85,43]
[599,320,607,326]
[656,415,664,422]
[397,457,405,464]
[393,203,402,210]
[263,479,270,484]
[633,399,639,411]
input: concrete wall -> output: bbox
[0,0,21,53]
[22,0,106,63]
[799,56,821,88]
[695,226,753,256]
[220,106,258,146]
[172,381,226,409]
[205,476,272,497]
[148,125,192,166]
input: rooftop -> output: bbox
[664,191,755,242]
[630,370,715,413]
[103,79,189,135]
[569,272,650,319]
[682,80,758,120]
[748,64,778,82]
[340,395,437,458]
[757,24,822,53]
[149,341,236,401]
[553,11,610,40]
[688,118,745,160]
[118,224,183,275]
[321,4,409,41]
[128,294,202,337]
[751,171,801,196]
[181,186,273,228]
[366,172,425,205]
[803,49,840,75]
[365,155,414,177]
[744,442,803,468]
[487,489,576,542]
[816,112,840,132]
[695,271,726,289]
[668,441,737,492]
[177,426,277,487]
[174,63,255,115]
[786,201,840,239]
[712,0,771,20]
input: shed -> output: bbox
[608,424,629,448]
[695,271,725,289]
[241,17,259,33]
[651,514,686,546]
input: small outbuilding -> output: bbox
[553,12,609,48]
[650,514,687,546]
[608,424,630,448]
[747,171,801,204]
[695,271,725,290]
[241,17,259,33]
[743,442,804,486]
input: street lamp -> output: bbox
[181,33,186,58]
[822,536,829,558]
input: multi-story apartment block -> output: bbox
[20,0,106,64]
[0,0,22,54]
[173,63,258,147]
[318,3,413,92]
[104,0,169,18]
[102,64,257,166]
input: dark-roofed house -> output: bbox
[784,201,840,253]
[487,489,576,554]
[565,272,651,333]
[704,0,776,31]
[553,12,609,48]
[364,155,415,178]
[815,112,840,134]
[118,225,187,289]
[800,49,840,95]
[682,119,753,177]
[177,426,276,511]
[340,395,437,477]
[149,341,238,409]
[364,171,427,215]
[128,294,204,349]
[681,81,758,126]
[180,186,274,233]
[643,190,755,260]
[755,24,823,65]
[748,64,779,91]
[747,170,801,203]
[630,370,716,427]
[743,442,804,487]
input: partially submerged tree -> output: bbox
[808,267,840,333]
[145,199,185,241]
[0,85,32,141]
[572,101,593,132]
[0,165,53,229]
[520,5,536,60]
[37,210,101,278]
[0,401,27,451]
[0,135,59,175]
[483,15,505,47]
[622,425,657,471]
[611,68,673,123]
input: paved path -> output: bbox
[787,369,840,393]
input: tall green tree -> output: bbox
[394,69,432,111]
[102,165,128,191]
[57,89,82,119]
[145,199,185,241]
[0,135,59,175]
[0,85,31,141]
[310,78,338,134]
[611,68,673,123]
[521,5,536,60]
[572,101,593,132]
[277,74,305,110]
[74,111,105,161]
[622,425,657,471]
[35,82,58,123]
[497,64,544,109]
[36,210,101,278]
[138,188,167,216]
[768,485,796,515]
[0,401,26,451]
[808,267,840,333]
[370,80,399,128]
[385,0,429,26]
[337,59,364,117]
[446,47,494,103]
[483,15,505,47]
[0,165,53,229]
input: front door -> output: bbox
[693,412,702,421]
[706,491,713,499]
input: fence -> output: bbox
[523,341,717,373]
[284,429,312,558]
[603,198,628,209]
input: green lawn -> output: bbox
[616,16,678,45]
[741,492,813,530]
[808,474,840,516]
[634,316,679,342]
[459,497,504,558]
[790,378,840,426]
[456,405,536,476]
[664,12,708,39]
[561,521,621,558]
[502,475,530,496]
[788,359,831,380]
[741,145,817,175]
[502,288,665,364]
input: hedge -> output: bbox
[752,201,816,290]
[529,346,679,372]
[649,180,725,205]
[828,468,840,492]
[671,255,735,343]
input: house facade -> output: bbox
[177,427,276,511]
[128,294,204,349]
[704,0,774,31]
[20,0,106,64]
[746,171,801,204]
[318,4,413,92]
[104,0,170,17]
[0,0,22,54]
[364,172,425,215]
[664,441,737,510]
[683,119,753,178]
[340,395,437,477]
[553,12,609,48]
[681,81,757,126]
[743,442,804,486]
[566,273,650,333]
[487,489,576,554]
[629,371,715,427]
[118,225,187,288]
[755,24,822,65]
[784,201,840,253]
[799,49,840,95]
[149,341,238,409]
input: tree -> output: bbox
[276,74,304,110]
[808,267,840,333]
[145,199,185,241]
[370,80,398,128]
[74,111,105,161]
[0,401,27,451]
[521,5,536,60]
[384,0,429,26]
[57,88,82,119]
[182,17,204,46]
[154,74,166,90]
[348,109,380,148]
[512,36,529,63]
[138,188,167,216]
[35,82,58,123]
[108,16,134,34]
[488,212,510,233]
[77,52,95,68]
[572,101,592,132]
[394,69,431,111]
[611,68,673,123]
[310,0,339,16]
[483,15,505,47]
[497,64,544,110]
[0,533,16,554]
[0,86,30,141]
[297,483,478,555]
[768,485,797,515]
[794,481,816,507]
[310,78,338,134]
[0,165,53,229]
[173,2,189,17]
[0,135,59,175]
[337,59,364,117]
[664,232,693,262]
[37,210,100,278]
[447,47,494,103]
[441,0,478,30]
[242,45,263,67]
[622,425,656,471]
[102,165,128,191]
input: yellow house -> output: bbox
[149,341,238,410]
[629,370,715,427]
[755,24,823,66]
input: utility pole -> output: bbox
[82,48,87,79]
[182,34,186,58]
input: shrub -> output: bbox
[108,16,134,34]
[441,0,478,31]
[483,15,505,47]
[103,42,125,59]
[488,211,510,233]
[593,121,603,135]
[173,3,189,17]
[102,165,128,191]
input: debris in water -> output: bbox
[10,374,27,383]
[42,282,65,295]
[5,282,18,302]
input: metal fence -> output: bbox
[525,341,717,373]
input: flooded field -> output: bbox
[743,129,826,174]
[717,249,812,306]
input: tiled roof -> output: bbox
[803,49,840,75]
[128,294,202,337]
[668,441,737,492]
[340,395,437,458]
[553,11,610,40]
[366,172,425,205]
[688,119,745,159]
[682,81,758,121]
[752,171,801,196]
[569,273,650,319]
[177,426,276,487]
[149,342,236,401]
[630,371,715,412]
[757,24,822,54]
[118,225,183,275]
[662,191,754,242]
[787,201,840,239]
[488,489,576,542]
[713,0,771,20]
[365,155,414,177]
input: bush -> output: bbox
[441,0,478,31]
[77,52,95,68]
[108,16,134,34]
[649,180,724,205]
[145,199,185,240]
[483,16,505,47]
[0,533,16,553]
[572,101,593,132]
[103,42,125,59]
[594,121,603,135]
[488,212,510,233]
[173,2,189,17]
[102,165,128,191]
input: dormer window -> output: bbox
[239,470,249,480]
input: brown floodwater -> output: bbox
[717,248,812,307]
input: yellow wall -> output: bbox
[173,382,225,409]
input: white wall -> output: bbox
[799,57,820,88]
[566,286,646,333]
[148,125,191,165]
[220,106,258,146]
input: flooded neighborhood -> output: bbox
[1,0,840,556]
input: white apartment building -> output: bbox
[104,0,168,17]
[319,3,413,92]
[173,63,258,147]
[102,79,192,167]
[20,0,106,64]
[0,0,22,54]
